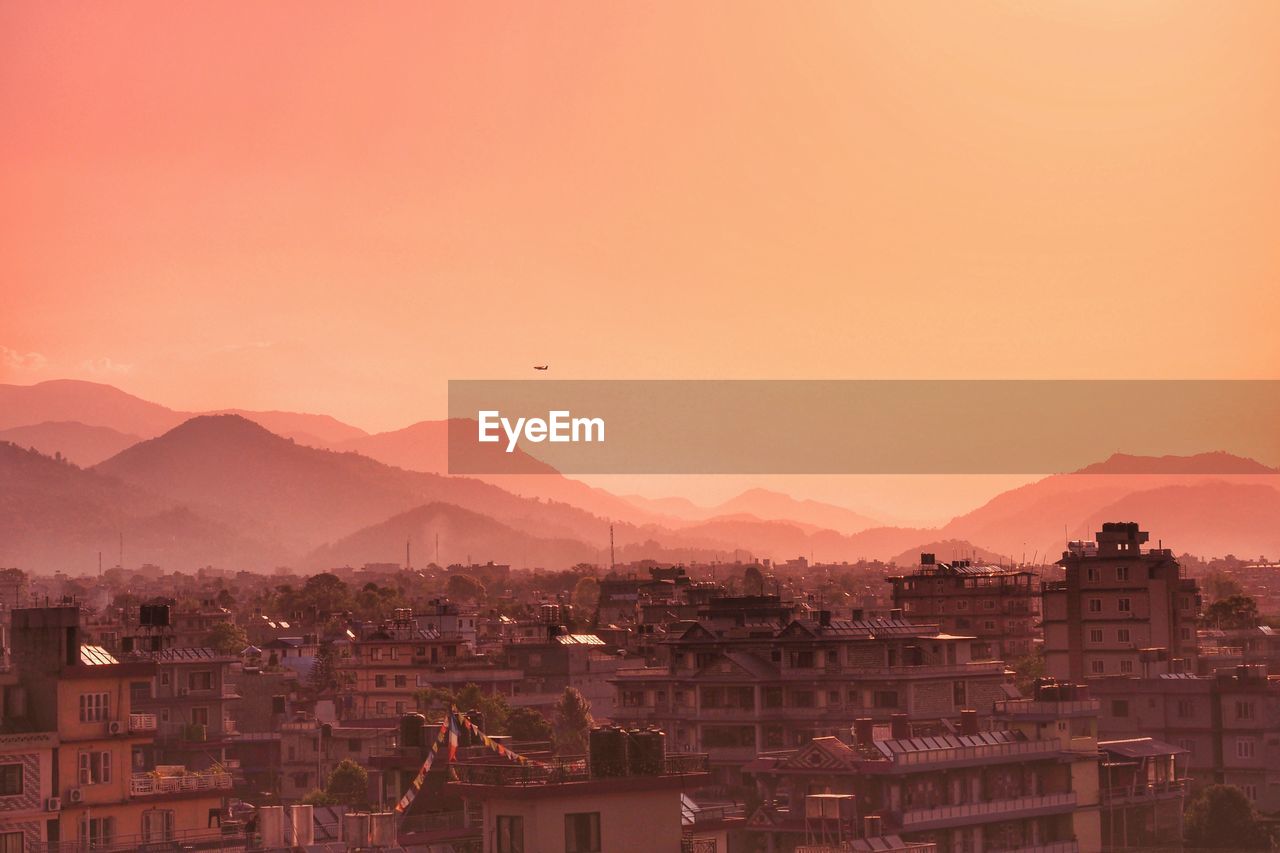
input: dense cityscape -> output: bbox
[0,521,1277,851]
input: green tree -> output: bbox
[309,640,339,694]
[298,572,352,615]
[552,687,594,756]
[507,706,554,744]
[572,576,600,621]
[1202,594,1259,629]
[415,683,511,734]
[205,621,249,655]
[320,759,369,808]
[1011,647,1046,696]
[446,574,486,602]
[1184,784,1270,849]
[743,564,765,596]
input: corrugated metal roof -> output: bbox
[555,634,604,646]
[876,729,1017,757]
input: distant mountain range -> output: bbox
[2,379,1278,574]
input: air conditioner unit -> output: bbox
[45,797,62,812]
[68,788,84,804]
[108,720,124,735]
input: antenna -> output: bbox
[609,524,615,571]
[406,538,411,571]
[435,533,440,566]
[119,531,124,569]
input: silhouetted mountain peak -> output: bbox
[1074,451,1276,475]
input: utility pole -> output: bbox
[609,525,615,572]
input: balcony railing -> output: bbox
[993,699,1101,716]
[990,842,1079,853]
[452,753,709,787]
[899,792,1076,830]
[128,712,157,732]
[130,769,233,796]
[1100,779,1187,803]
[887,738,1064,768]
[34,826,247,853]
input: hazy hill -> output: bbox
[887,539,1009,568]
[0,421,142,467]
[0,380,367,446]
[0,441,276,571]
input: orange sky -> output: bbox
[3,3,1279,440]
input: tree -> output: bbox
[1184,784,1270,849]
[205,621,249,655]
[320,759,369,808]
[446,574,486,602]
[1011,647,1046,696]
[309,640,339,695]
[572,576,600,621]
[743,564,765,596]
[507,707,554,744]
[552,687,594,756]
[415,683,511,735]
[1202,594,1260,629]
[215,588,235,609]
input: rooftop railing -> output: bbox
[452,753,709,786]
[130,768,233,796]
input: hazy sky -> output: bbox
[3,4,1278,455]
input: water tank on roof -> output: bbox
[400,713,426,749]
[289,804,313,846]
[258,806,284,848]
[589,726,628,778]
[369,812,396,846]
[627,728,666,776]
[343,813,370,847]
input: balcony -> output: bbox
[128,712,157,732]
[899,792,1077,831]
[452,753,709,787]
[886,737,1066,769]
[994,698,1101,718]
[1100,779,1187,805]
[992,843,1079,853]
[130,768,233,797]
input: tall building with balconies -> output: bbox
[611,608,1012,788]
[887,556,1039,660]
[1042,523,1200,681]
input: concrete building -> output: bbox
[1090,664,1280,812]
[7,607,231,851]
[745,682,1103,853]
[1042,523,1200,681]
[886,556,1039,660]
[612,610,1012,787]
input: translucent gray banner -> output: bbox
[447,380,1280,474]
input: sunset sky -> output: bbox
[3,3,1278,517]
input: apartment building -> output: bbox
[886,556,1038,660]
[0,720,56,852]
[1090,664,1280,812]
[278,716,393,801]
[8,607,231,851]
[1042,523,1200,681]
[745,682,1103,853]
[611,611,1012,787]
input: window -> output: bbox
[130,681,152,702]
[1177,700,1194,718]
[80,817,114,849]
[79,692,110,723]
[564,812,601,853]
[956,600,968,611]
[1117,628,1131,643]
[142,809,175,842]
[1089,629,1104,644]
[1237,738,1257,759]
[1116,566,1129,581]
[191,707,209,726]
[1088,599,1102,613]
[394,675,407,688]
[1118,598,1131,613]
[872,690,899,709]
[1111,700,1130,718]
[1180,627,1192,641]
[1244,784,1258,802]
[79,750,112,785]
[1237,701,1256,721]
[0,832,22,853]
[1087,568,1099,582]
[953,681,966,707]
[188,671,213,691]
[497,815,525,853]
[375,675,387,688]
[0,764,22,796]
[1119,660,1134,674]
[1090,660,1105,674]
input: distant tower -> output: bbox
[406,538,411,571]
[610,524,615,571]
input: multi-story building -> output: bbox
[8,606,232,851]
[1090,663,1280,812]
[746,681,1104,853]
[450,736,711,853]
[502,627,643,721]
[278,715,394,801]
[129,647,241,772]
[612,610,1011,787]
[1042,523,1200,681]
[886,556,1038,660]
[0,664,57,853]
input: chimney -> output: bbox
[864,814,883,839]
[889,713,909,740]
[853,718,875,746]
[959,709,979,736]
